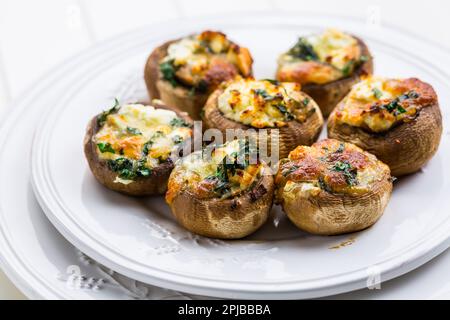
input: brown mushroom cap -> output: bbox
[83,102,194,196]
[167,164,275,239]
[328,102,443,177]
[277,37,373,117]
[144,37,253,120]
[275,140,393,235]
[279,170,392,235]
[202,88,324,159]
[144,39,208,120]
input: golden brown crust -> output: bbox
[167,165,275,239]
[278,37,373,117]
[280,171,392,235]
[328,102,442,177]
[83,103,194,196]
[202,88,324,159]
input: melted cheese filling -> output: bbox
[166,140,263,202]
[307,29,360,70]
[94,104,192,169]
[277,29,362,84]
[334,76,421,132]
[277,139,389,198]
[217,79,317,128]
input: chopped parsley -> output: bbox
[97,98,120,127]
[170,117,191,128]
[372,88,383,99]
[332,161,358,186]
[302,97,310,106]
[379,90,419,114]
[142,131,164,155]
[288,37,319,61]
[172,135,184,144]
[336,143,345,153]
[262,79,281,86]
[254,89,277,101]
[126,127,141,135]
[360,55,370,62]
[159,59,178,87]
[274,103,295,121]
[207,140,255,196]
[394,105,407,115]
[107,157,151,180]
[282,165,299,177]
[97,142,115,154]
[318,177,332,193]
[342,60,355,77]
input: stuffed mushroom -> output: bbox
[166,139,274,239]
[202,78,324,159]
[275,139,393,235]
[276,28,373,117]
[84,100,193,196]
[328,76,442,177]
[145,30,253,120]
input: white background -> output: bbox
[0,0,449,299]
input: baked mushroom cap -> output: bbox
[144,30,253,120]
[202,78,324,159]
[275,139,393,235]
[328,77,442,177]
[276,29,373,117]
[166,139,275,239]
[84,100,194,196]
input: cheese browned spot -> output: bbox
[166,140,264,203]
[160,31,253,91]
[217,78,319,128]
[93,104,192,181]
[333,76,437,132]
[277,29,362,85]
[275,139,390,197]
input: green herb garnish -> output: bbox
[372,88,383,99]
[282,165,299,177]
[318,177,332,193]
[254,89,276,101]
[394,105,407,115]
[302,98,310,106]
[142,131,164,155]
[170,117,191,128]
[107,158,135,179]
[126,127,141,135]
[97,142,115,154]
[262,79,281,86]
[360,55,369,62]
[107,157,151,180]
[274,103,295,121]
[342,60,355,77]
[159,59,178,87]
[207,140,255,196]
[97,98,120,127]
[172,135,184,144]
[332,161,358,186]
[288,37,319,61]
[336,143,345,153]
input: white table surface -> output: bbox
[0,0,449,300]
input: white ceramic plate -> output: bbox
[0,38,205,299]
[30,13,450,299]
